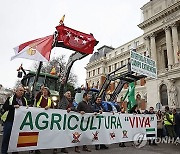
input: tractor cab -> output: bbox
[21,71,60,106]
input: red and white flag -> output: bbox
[11,35,54,62]
[56,25,98,54]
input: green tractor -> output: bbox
[20,71,60,107]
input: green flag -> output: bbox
[127,82,136,111]
[123,82,136,112]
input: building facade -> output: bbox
[85,0,180,111]
[0,84,13,105]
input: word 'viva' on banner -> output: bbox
[8,107,157,152]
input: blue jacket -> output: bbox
[92,103,105,112]
[101,101,120,112]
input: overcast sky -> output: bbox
[0,0,149,89]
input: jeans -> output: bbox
[1,121,13,154]
[157,128,163,138]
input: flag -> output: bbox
[11,35,54,62]
[126,82,136,111]
[146,128,156,138]
[55,25,98,54]
[17,132,39,148]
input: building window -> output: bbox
[121,48,124,52]
[144,52,146,56]
[88,72,90,77]
[120,60,123,66]
[164,50,168,69]
[108,66,111,72]
[115,51,117,56]
[114,63,117,70]
[135,41,139,47]
[140,78,146,86]
[128,44,131,50]
[97,81,99,89]
[160,84,168,106]
[97,68,100,74]
[92,82,94,88]
[93,70,95,76]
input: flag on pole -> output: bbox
[55,25,98,54]
[11,35,54,62]
[127,82,136,111]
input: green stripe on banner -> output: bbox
[146,128,155,132]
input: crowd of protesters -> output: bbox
[1,84,180,154]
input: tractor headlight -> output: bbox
[53,102,57,106]
[52,96,58,101]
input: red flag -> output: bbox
[11,35,54,62]
[56,25,98,54]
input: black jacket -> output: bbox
[77,100,93,113]
[3,94,27,122]
[174,113,180,125]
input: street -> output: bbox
[0,132,180,154]
[1,121,180,154]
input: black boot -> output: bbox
[61,148,68,153]
[100,144,109,149]
[95,145,100,150]
[119,142,126,147]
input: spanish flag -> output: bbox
[17,132,39,148]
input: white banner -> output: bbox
[130,50,157,79]
[8,107,157,152]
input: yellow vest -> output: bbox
[1,96,27,122]
[36,96,52,108]
[164,113,174,125]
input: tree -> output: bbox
[32,55,77,86]
[13,79,22,89]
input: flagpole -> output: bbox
[31,61,43,105]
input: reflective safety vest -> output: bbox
[36,96,52,108]
[164,113,174,125]
[1,96,27,122]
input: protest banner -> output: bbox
[8,107,157,152]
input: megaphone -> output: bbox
[17,71,22,78]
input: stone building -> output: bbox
[85,0,180,111]
[0,84,13,105]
